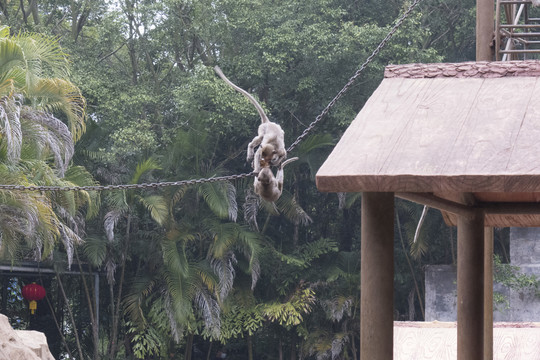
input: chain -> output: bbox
[287,0,423,152]
[0,172,256,192]
[0,0,421,193]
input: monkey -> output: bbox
[254,157,298,202]
[214,66,287,169]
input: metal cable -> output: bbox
[0,172,256,192]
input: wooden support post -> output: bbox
[476,0,494,61]
[457,210,485,360]
[484,227,494,360]
[361,192,394,360]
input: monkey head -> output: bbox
[256,167,274,185]
[261,144,286,167]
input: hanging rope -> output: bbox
[0,0,422,192]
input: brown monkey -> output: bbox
[254,157,298,202]
[214,66,287,168]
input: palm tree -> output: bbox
[101,157,168,359]
[0,26,92,262]
[121,126,264,359]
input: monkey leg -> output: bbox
[247,135,264,161]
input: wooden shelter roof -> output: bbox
[316,60,540,226]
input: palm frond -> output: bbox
[136,194,168,225]
[0,26,9,38]
[105,189,128,212]
[320,296,353,322]
[0,38,26,91]
[206,221,239,259]
[131,158,161,184]
[198,181,237,221]
[57,221,83,268]
[104,209,124,242]
[211,252,237,301]
[123,275,156,327]
[194,287,221,338]
[296,133,335,156]
[236,225,263,289]
[29,78,86,141]
[275,191,312,226]
[63,165,100,219]
[243,188,260,230]
[15,31,70,83]
[82,236,107,267]
[0,94,23,162]
[20,107,74,176]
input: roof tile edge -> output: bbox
[384,60,540,78]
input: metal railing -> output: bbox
[496,0,540,60]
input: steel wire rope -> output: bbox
[0,0,422,193]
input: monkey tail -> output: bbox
[280,157,299,169]
[214,66,269,124]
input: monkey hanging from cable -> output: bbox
[254,157,298,202]
[214,66,287,170]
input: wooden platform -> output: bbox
[394,321,540,360]
[316,61,540,226]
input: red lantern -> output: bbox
[21,283,46,314]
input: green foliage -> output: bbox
[261,287,316,328]
[494,254,540,309]
[220,304,264,340]
[275,238,338,269]
[127,321,164,359]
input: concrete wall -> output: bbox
[425,227,540,322]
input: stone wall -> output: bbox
[425,227,540,322]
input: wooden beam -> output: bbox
[481,202,540,214]
[457,209,485,360]
[484,227,494,360]
[361,192,394,360]
[396,192,476,219]
[477,0,495,61]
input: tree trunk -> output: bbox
[124,0,140,85]
[55,271,85,360]
[108,214,131,359]
[247,334,253,360]
[19,0,28,24]
[351,333,358,360]
[0,0,9,20]
[408,289,416,321]
[75,247,100,360]
[184,333,194,360]
[28,0,39,25]
[290,335,296,360]
[206,342,213,360]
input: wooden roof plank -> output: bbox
[379,78,484,177]
[316,75,540,193]
[506,78,540,176]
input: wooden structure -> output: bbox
[496,0,540,60]
[316,60,540,360]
